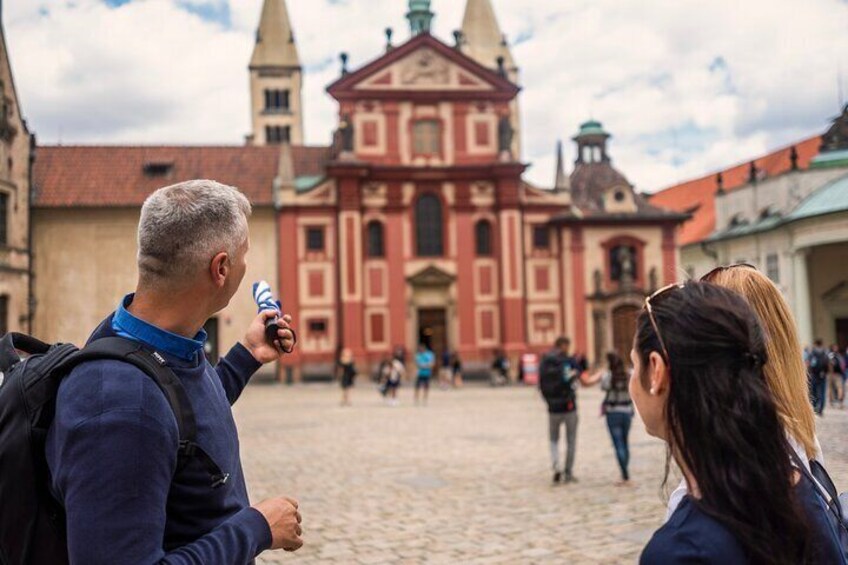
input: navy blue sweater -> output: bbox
[641,475,844,563]
[46,312,272,564]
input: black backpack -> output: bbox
[810,348,829,374]
[539,352,576,412]
[790,450,848,561]
[0,333,227,565]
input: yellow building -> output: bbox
[0,10,33,335]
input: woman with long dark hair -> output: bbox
[633,281,842,564]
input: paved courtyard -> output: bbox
[235,382,848,564]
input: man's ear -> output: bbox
[210,252,229,288]
[648,351,670,395]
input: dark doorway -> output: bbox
[203,317,220,364]
[418,308,447,367]
[837,318,848,352]
[0,295,7,336]
[612,305,640,365]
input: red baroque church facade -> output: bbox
[275,16,687,378]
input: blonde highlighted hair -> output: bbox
[705,266,817,458]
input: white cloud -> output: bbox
[6,0,848,191]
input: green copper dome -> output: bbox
[407,0,434,35]
[576,120,610,138]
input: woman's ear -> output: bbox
[648,351,670,396]
[210,252,229,288]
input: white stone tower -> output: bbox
[461,0,521,157]
[249,0,303,145]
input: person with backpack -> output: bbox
[828,344,846,409]
[809,338,829,415]
[539,336,587,484]
[635,281,844,564]
[30,181,302,564]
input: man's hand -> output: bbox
[242,311,296,364]
[254,496,303,552]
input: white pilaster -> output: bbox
[792,248,813,345]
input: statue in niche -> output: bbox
[338,114,354,153]
[649,267,658,292]
[593,269,603,295]
[615,246,635,285]
[498,116,514,155]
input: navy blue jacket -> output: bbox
[46,314,271,564]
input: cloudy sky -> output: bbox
[5,0,848,191]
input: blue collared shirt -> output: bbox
[112,294,207,362]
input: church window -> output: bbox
[610,245,638,282]
[0,192,7,246]
[474,122,490,146]
[614,190,626,202]
[475,220,492,256]
[412,120,441,155]
[366,220,385,257]
[306,226,325,252]
[415,193,443,256]
[307,318,328,334]
[264,89,290,112]
[532,225,550,250]
[266,125,291,144]
[766,253,780,283]
[362,121,379,147]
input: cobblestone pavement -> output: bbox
[235,383,848,564]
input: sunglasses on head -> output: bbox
[643,282,685,364]
[644,263,760,364]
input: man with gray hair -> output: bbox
[46,180,302,564]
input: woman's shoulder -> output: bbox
[642,498,747,564]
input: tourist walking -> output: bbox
[807,338,829,415]
[439,349,453,389]
[597,352,634,485]
[491,349,509,386]
[539,337,586,484]
[414,343,435,405]
[337,347,356,406]
[451,352,464,388]
[828,343,845,408]
[45,181,303,563]
[382,355,405,406]
[635,281,843,564]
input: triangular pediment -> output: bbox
[327,33,518,100]
[354,47,494,92]
[407,265,456,287]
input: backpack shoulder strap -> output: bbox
[56,337,229,488]
[59,338,196,444]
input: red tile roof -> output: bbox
[33,145,331,208]
[648,135,822,246]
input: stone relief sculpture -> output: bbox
[400,49,449,85]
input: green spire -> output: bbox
[407,0,434,35]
